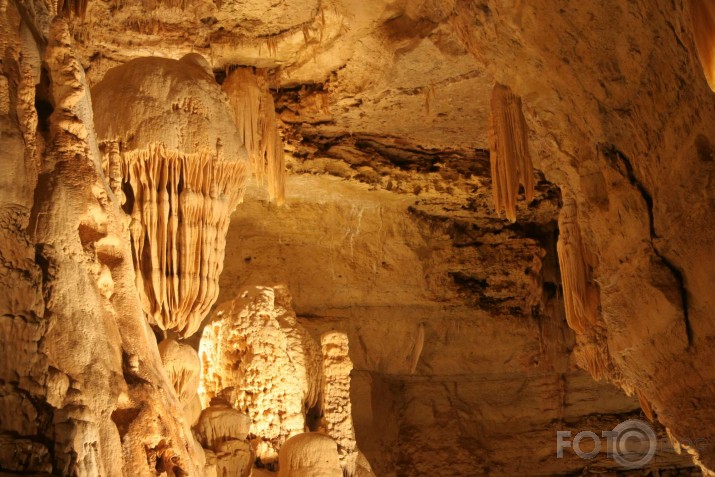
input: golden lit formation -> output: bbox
[1,1,714,476]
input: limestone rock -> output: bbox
[92,56,251,338]
[158,339,202,404]
[195,405,251,448]
[277,433,342,477]
[199,285,322,463]
[2,0,715,476]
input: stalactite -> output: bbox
[408,322,425,374]
[321,331,357,477]
[637,388,655,421]
[488,83,534,222]
[120,144,247,338]
[574,340,609,381]
[689,0,715,92]
[556,196,599,335]
[222,68,286,204]
[92,55,251,339]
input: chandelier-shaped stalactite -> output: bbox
[121,145,247,337]
[690,0,715,92]
[222,68,286,205]
[92,55,251,338]
[488,83,535,222]
[556,196,600,335]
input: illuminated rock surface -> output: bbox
[199,286,323,464]
[0,0,714,476]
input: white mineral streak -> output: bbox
[223,67,286,205]
[320,332,357,477]
[92,55,250,338]
[199,285,322,464]
[278,433,342,477]
[488,83,534,222]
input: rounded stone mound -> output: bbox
[278,433,342,477]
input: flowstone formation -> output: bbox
[92,55,251,338]
[198,285,370,476]
[198,285,323,464]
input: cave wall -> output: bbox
[0,0,714,475]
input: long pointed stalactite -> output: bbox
[488,83,535,222]
[223,68,286,205]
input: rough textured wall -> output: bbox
[199,286,323,465]
[1,0,714,475]
[0,13,203,476]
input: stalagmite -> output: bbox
[320,332,357,477]
[158,339,201,404]
[556,197,600,335]
[690,0,715,92]
[195,405,251,447]
[223,68,286,205]
[196,406,253,477]
[92,55,250,338]
[488,83,535,222]
[278,433,343,477]
[198,286,322,464]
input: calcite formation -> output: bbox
[2,0,715,475]
[278,433,343,477]
[690,0,715,91]
[555,197,600,336]
[488,83,535,222]
[320,332,358,476]
[159,339,202,405]
[223,67,286,204]
[196,405,253,477]
[92,56,250,338]
[198,286,323,463]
